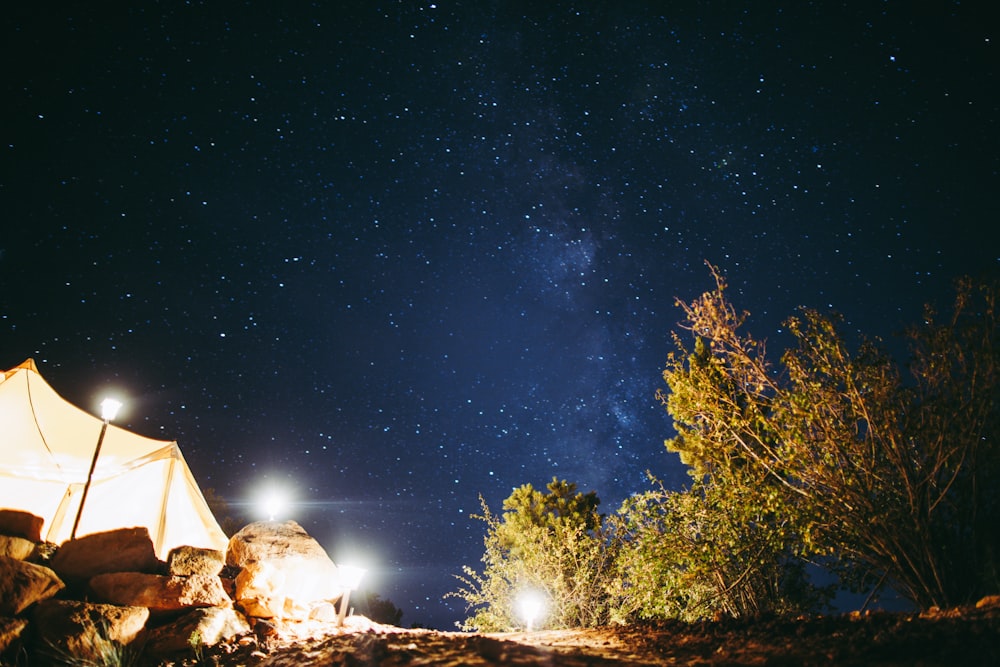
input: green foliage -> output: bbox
[448,478,617,631]
[611,476,828,622]
[655,264,999,610]
[187,629,205,662]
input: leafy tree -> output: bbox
[636,264,824,620]
[449,478,616,630]
[901,277,1000,604]
[779,276,999,607]
[657,263,999,610]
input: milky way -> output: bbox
[2,2,996,627]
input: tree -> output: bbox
[640,264,824,619]
[901,277,1000,604]
[449,478,616,630]
[359,592,404,626]
[657,263,1000,610]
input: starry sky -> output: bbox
[2,2,997,628]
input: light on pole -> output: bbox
[336,565,367,626]
[70,397,123,541]
[518,590,546,632]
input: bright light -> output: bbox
[261,490,289,521]
[517,589,546,631]
[336,564,368,626]
[338,564,367,591]
[100,397,123,421]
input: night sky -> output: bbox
[2,2,996,628]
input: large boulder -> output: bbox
[0,556,65,616]
[50,527,160,586]
[0,509,43,542]
[227,521,342,621]
[141,607,250,656]
[0,535,35,561]
[30,599,148,663]
[227,520,333,567]
[88,572,231,613]
[168,545,225,577]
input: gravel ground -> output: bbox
[147,597,1000,666]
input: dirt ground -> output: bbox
[160,597,1000,666]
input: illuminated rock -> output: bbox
[0,535,35,560]
[233,560,286,618]
[0,510,43,543]
[50,527,160,586]
[167,545,225,577]
[140,606,250,655]
[89,572,231,613]
[227,521,343,621]
[30,599,148,661]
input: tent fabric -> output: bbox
[0,359,228,558]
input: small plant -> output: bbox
[188,629,205,662]
[43,636,140,667]
[0,644,29,667]
[42,618,141,667]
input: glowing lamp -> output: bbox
[518,590,546,632]
[261,489,289,521]
[100,397,123,421]
[336,564,368,626]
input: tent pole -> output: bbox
[155,457,176,558]
[70,419,110,541]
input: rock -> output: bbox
[0,509,43,542]
[50,527,161,586]
[168,545,225,577]
[0,535,35,560]
[0,556,65,616]
[89,572,231,613]
[309,600,339,623]
[253,618,279,651]
[233,559,340,621]
[976,595,1000,610]
[220,572,237,599]
[30,599,148,663]
[227,520,332,567]
[141,606,250,656]
[227,521,342,621]
[0,617,29,656]
[234,560,286,618]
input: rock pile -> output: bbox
[0,509,351,663]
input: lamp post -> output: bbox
[336,565,367,627]
[70,397,122,541]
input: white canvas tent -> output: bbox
[0,359,228,558]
